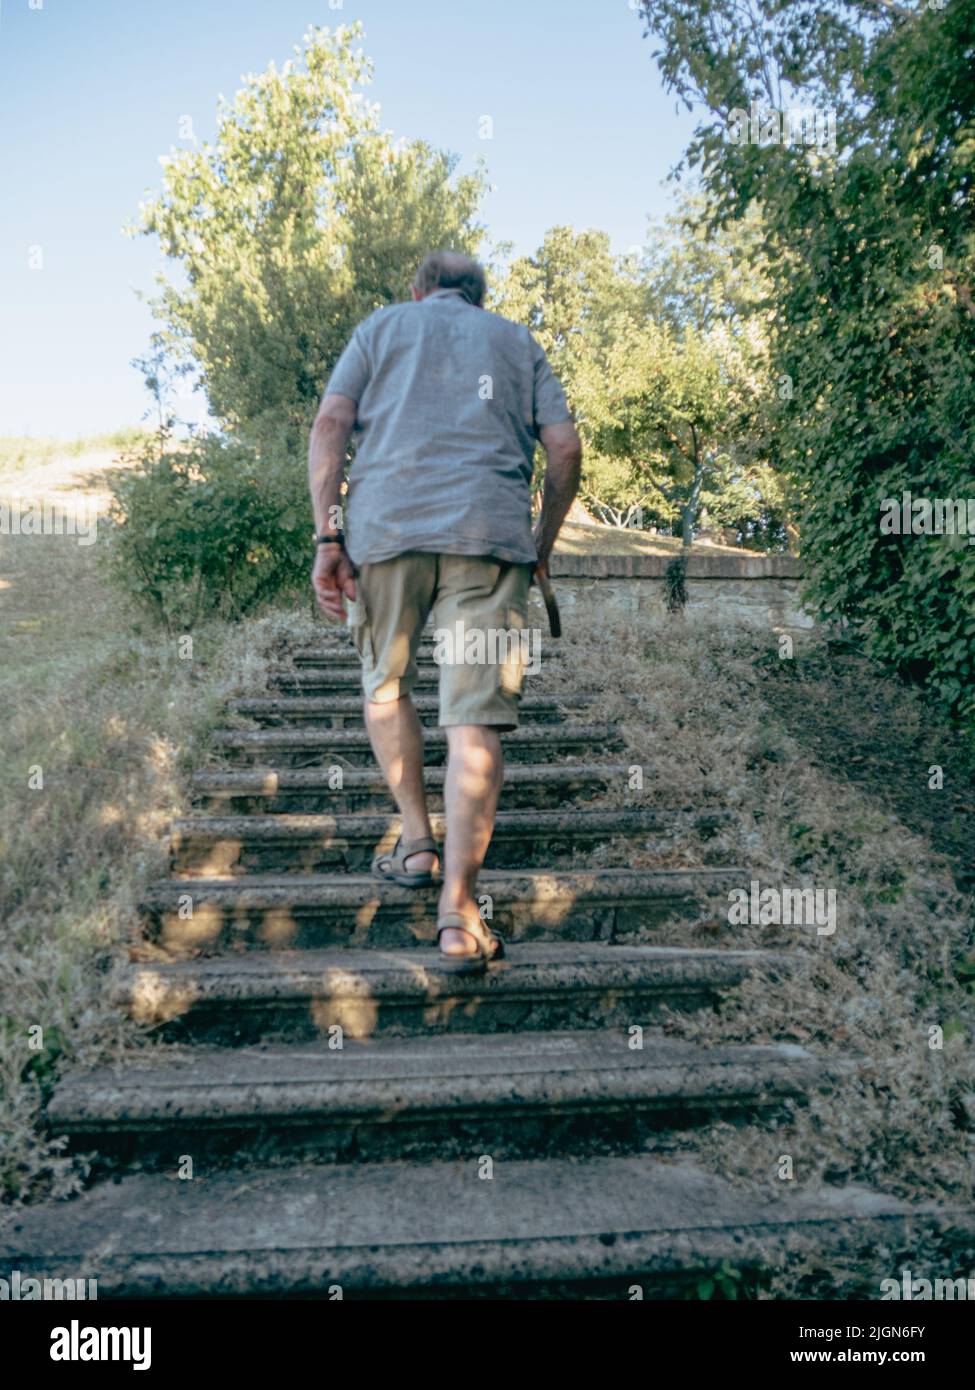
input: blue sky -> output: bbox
[0,0,698,437]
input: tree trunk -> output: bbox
[681,438,705,550]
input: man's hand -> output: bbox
[312,545,356,620]
[531,553,551,586]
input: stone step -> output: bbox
[45,1031,834,1167]
[169,807,728,876]
[121,942,783,1044]
[141,866,748,955]
[287,644,437,667]
[270,666,440,693]
[190,762,627,814]
[229,692,594,727]
[285,644,560,669]
[208,723,620,767]
[5,1153,960,1300]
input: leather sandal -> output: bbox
[436,912,506,973]
[371,835,439,887]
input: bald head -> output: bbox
[413,250,486,307]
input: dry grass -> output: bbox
[553,519,746,558]
[0,431,150,478]
[542,613,975,1276]
[4,447,972,1286]
[0,444,309,1206]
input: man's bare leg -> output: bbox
[364,697,436,873]
[438,725,503,956]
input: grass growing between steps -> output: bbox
[541,615,975,1290]
[5,492,973,1301]
[0,446,313,1208]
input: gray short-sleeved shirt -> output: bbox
[323,288,572,566]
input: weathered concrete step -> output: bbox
[6,1153,961,1300]
[230,692,594,727]
[209,723,620,767]
[169,807,728,876]
[191,762,627,814]
[286,645,439,668]
[121,942,783,1044]
[141,866,748,955]
[285,644,563,669]
[46,1031,834,1166]
[270,666,440,693]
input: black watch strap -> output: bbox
[316,529,346,547]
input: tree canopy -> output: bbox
[132,24,487,447]
[493,212,789,546]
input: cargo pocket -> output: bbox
[346,597,374,667]
[498,603,528,696]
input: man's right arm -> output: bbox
[534,420,583,568]
[308,392,358,619]
[308,322,372,619]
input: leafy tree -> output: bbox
[636,0,975,723]
[131,24,487,446]
[491,226,643,430]
[638,195,772,335]
[494,217,787,546]
[111,24,489,626]
[589,313,781,547]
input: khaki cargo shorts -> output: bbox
[347,552,534,729]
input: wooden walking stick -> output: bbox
[533,562,561,639]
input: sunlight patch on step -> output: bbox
[191,838,244,875]
[311,973,379,1040]
[161,903,224,953]
[350,896,381,945]
[127,968,199,1025]
[254,906,299,948]
[527,873,577,926]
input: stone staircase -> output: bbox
[5,632,974,1299]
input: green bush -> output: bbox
[103,436,308,629]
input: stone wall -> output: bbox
[546,552,812,632]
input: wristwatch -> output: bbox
[316,529,346,547]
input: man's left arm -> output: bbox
[528,336,579,572]
[309,391,357,619]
